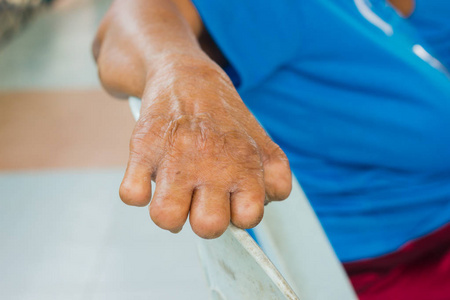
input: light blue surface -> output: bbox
[193,0,450,261]
[0,169,208,300]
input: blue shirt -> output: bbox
[192,0,450,262]
[408,0,450,70]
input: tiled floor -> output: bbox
[0,0,209,299]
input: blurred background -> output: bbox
[0,0,208,298]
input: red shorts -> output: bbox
[344,224,450,300]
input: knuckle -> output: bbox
[172,131,197,149]
[134,116,156,139]
[222,132,262,165]
[128,148,154,169]
[262,140,288,163]
[129,136,148,156]
[130,116,168,156]
[168,115,210,149]
[163,116,265,173]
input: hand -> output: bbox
[93,0,292,238]
[120,58,291,238]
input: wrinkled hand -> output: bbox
[117,61,292,238]
[93,0,291,238]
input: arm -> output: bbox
[93,0,292,238]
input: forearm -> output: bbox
[93,0,212,98]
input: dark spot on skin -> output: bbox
[176,171,181,175]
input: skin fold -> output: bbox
[93,0,292,239]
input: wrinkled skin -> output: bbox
[93,0,292,238]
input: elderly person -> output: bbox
[93,0,450,298]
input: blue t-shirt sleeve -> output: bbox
[191,0,303,91]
